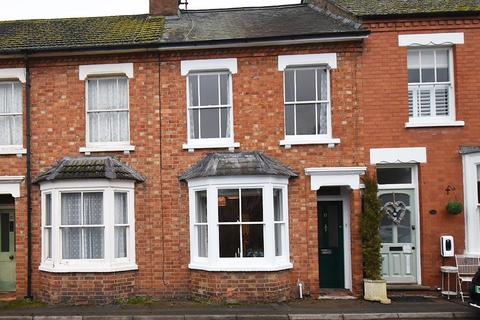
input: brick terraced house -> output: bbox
[0,0,479,304]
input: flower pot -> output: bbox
[363,279,391,304]
[446,200,463,215]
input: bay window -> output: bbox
[40,180,137,273]
[188,176,292,272]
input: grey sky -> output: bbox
[0,0,300,21]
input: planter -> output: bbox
[446,200,463,215]
[363,279,391,304]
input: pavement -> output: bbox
[0,296,479,320]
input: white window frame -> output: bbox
[183,71,238,151]
[78,63,135,154]
[405,47,464,128]
[187,176,292,272]
[278,54,340,147]
[0,68,26,156]
[181,61,240,151]
[39,179,137,273]
[462,153,480,255]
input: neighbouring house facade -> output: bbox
[0,0,479,305]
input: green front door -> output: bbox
[318,201,344,288]
[0,209,15,292]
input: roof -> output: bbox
[34,157,146,183]
[164,5,364,44]
[0,14,165,54]
[459,146,480,155]
[320,0,480,17]
[0,4,365,53]
[179,152,298,181]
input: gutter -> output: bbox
[24,54,33,299]
[0,32,369,59]
[360,11,480,21]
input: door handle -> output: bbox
[411,225,416,230]
[9,255,14,261]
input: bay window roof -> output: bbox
[179,152,298,181]
[34,156,145,183]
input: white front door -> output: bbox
[377,166,419,284]
[379,189,417,283]
[0,209,15,292]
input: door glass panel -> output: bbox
[377,168,412,185]
[394,192,411,206]
[398,209,411,243]
[380,214,393,243]
[327,205,339,247]
[1,213,9,252]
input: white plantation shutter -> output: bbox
[407,48,453,121]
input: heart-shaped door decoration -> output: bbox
[381,201,407,225]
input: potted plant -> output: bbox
[362,173,391,304]
[446,200,463,215]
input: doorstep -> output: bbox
[318,289,357,300]
[0,293,16,302]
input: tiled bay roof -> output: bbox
[34,157,145,183]
[179,152,298,181]
[0,14,165,53]
[322,0,480,17]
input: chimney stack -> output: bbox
[150,0,179,17]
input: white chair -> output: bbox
[455,255,480,302]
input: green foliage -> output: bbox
[0,298,45,310]
[116,295,154,305]
[361,173,383,280]
[446,200,464,215]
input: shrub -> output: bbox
[361,173,383,280]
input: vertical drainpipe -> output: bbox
[25,53,33,299]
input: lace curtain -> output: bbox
[0,82,22,146]
[61,192,104,259]
[88,78,129,143]
[114,192,128,258]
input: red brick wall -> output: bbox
[38,271,136,305]
[190,270,291,303]
[360,16,480,288]
[158,43,364,299]
[0,41,366,303]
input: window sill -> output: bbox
[405,120,465,128]
[188,262,293,272]
[183,141,240,152]
[279,137,341,148]
[0,147,27,156]
[80,145,135,154]
[39,262,138,273]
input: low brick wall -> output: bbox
[38,271,137,305]
[190,270,292,303]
